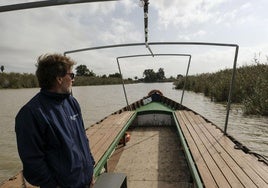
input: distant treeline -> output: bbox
[0,73,134,89]
[174,63,268,116]
[0,66,174,89]
[73,76,133,86]
[0,72,175,89]
[0,73,39,89]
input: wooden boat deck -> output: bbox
[175,110,268,188]
[109,127,193,188]
[86,111,135,172]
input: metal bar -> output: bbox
[224,45,239,134]
[180,55,191,105]
[65,43,144,55]
[117,53,191,105]
[64,42,238,55]
[64,42,239,134]
[116,57,131,110]
[145,43,154,57]
[117,53,191,59]
[0,0,118,13]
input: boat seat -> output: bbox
[175,110,268,187]
[86,111,135,176]
[94,173,127,188]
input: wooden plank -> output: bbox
[184,111,246,187]
[192,112,268,187]
[90,126,123,152]
[86,112,132,136]
[89,123,122,147]
[175,111,218,187]
[86,111,134,165]
[91,127,122,163]
[195,113,268,177]
[88,112,134,149]
[184,111,256,188]
[177,111,232,187]
[177,110,268,187]
[197,114,268,175]
[90,127,120,152]
[247,154,268,174]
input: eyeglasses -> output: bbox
[66,73,75,80]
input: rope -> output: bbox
[234,143,268,165]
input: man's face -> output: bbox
[59,69,74,94]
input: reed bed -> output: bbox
[174,64,268,116]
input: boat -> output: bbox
[1,89,268,188]
[0,1,267,187]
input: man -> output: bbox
[15,54,95,188]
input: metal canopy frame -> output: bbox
[64,41,239,134]
[0,0,118,12]
[116,53,191,109]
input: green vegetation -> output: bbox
[0,72,38,89]
[143,68,166,82]
[0,66,174,89]
[75,64,95,77]
[174,63,268,116]
[73,76,133,86]
[0,72,132,88]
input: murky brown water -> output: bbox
[0,83,267,183]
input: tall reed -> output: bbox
[174,64,268,116]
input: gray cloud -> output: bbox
[0,0,267,77]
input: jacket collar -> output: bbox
[40,89,70,101]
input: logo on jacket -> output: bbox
[70,114,79,121]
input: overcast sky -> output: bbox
[0,0,268,78]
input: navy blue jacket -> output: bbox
[15,90,95,188]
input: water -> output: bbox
[0,83,267,183]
